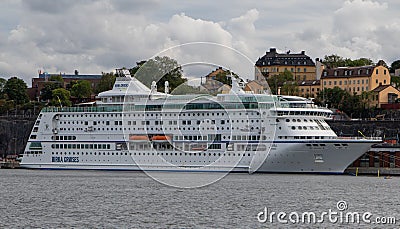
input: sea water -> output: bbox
[0,169,399,228]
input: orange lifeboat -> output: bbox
[129,135,149,141]
[151,135,171,142]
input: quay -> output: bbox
[0,160,20,169]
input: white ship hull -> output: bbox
[20,140,377,174]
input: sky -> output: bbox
[1,0,399,86]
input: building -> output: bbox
[320,63,390,95]
[27,70,102,101]
[320,62,400,108]
[297,80,321,98]
[371,85,400,108]
[244,80,269,94]
[255,48,317,81]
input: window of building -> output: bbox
[376,69,378,74]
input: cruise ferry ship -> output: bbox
[20,69,381,173]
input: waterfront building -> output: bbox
[255,48,317,81]
[27,70,102,101]
[297,80,321,98]
[321,62,400,108]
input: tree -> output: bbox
[4,77,29,104]
[391,76,400,88]
[316,87,370,118]
[131,56,187,92]
[40,82,62,101]
[346,58,374,67]
[390,60,400,73]
[322,54,346,68]
[267,70,296,95]
[70,80,92,99]
[0,78,6,99]
[49,75,64,84]
[323,55,374,68]
[51,88,71,107]
[96,72,116,93]
[170,84,203,95]
[281,81,298,96]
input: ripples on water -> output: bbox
[0,170,399,228]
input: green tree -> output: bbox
[322,54,346,68]
[0,78,6,99]
[323,55,374,68]
[281,81,298,96]
[391,76,400,89]
[389,60,400,73]
[170,84,203,95]
[4,77,29,104]
[346,58,374,67]
[96,72,116,93]
[131,56,187,92]
[49,75,64,84]
[40,82,62,101]
[70,80,92,99]
[51,88,71,107]
[267,70,295,95]
[317,87,349,109]
[316,87,367,117]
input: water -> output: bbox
[0,169,399,228]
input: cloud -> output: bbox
[292,0,400,63]
[0,0,399,85]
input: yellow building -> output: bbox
[371,85,400,108]
[297,80,321,98]
[255,48,317,81]
[320,63,390,95]
[244,80,269,94]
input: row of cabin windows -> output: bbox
[278,136,325,139]
[51,135,77,140]
[290,126,330,130]
[285,118,318,123]
[60,118,261,126]
[59,111,260,119]
[25,151,43,154]
[133,151,252,157]
[51,144,111,150]
[51,151,254,157]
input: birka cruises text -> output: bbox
[52,156,79,163]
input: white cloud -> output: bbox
[0,0,399,85]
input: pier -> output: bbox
[0,160,20,169]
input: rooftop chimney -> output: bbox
[301,51,305,55]
[269,48,277,53]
